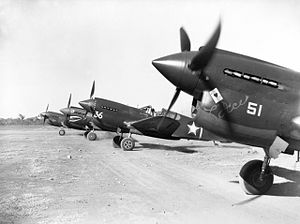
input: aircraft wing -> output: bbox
[127,112,229,142]
[128,116,181,140]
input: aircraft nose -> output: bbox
[38,113,45,119]
[79,99,95,112]
[152,53,200,95]
[152,54,185,87]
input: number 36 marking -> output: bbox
[95,111,103,119]
[247,102,263,117]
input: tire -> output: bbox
[120,137,135,151]
[87,132,97,141]
[59,129,65,136]
[112,136,123,148]
[239,160,273,195]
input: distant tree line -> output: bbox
[0,117,43,125]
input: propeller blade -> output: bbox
[166,88,181,114]
[64,114,70,123]
[43,115,47,125]
[180,27,191,52]
[189,20,221,71]
[67,93,72,108]
[157,88,181,130]
[90,80,95,99]
[46,104,49,113]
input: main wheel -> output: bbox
[120,137,135,151]
[59,129,65,136]
[239,160,274,195]
[87,132,97,141]
[112,136,123,148]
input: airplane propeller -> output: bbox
[188,22,221,72]
[180,27,191,52]
[67,93,72,108]
[156,28,194,129]
[90,80,95,99]
[158,23,220,129]
[82,80,97,128]
[89,80,96,115]
[63,93,72,125]
[43,104,49,125]
[79,80,96,119]
[154,20,234,134]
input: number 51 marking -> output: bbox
[247,102,263,117]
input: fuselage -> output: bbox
[91,98,152,132]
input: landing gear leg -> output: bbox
[259,155,271,181]
[84,130,89,138]
[239,151,274,195]
[297,151,300,163]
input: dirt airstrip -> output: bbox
[1,126,300,224]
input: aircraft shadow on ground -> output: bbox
[136,143,201,154]
[230,166,300,198]
[266,166,300,197]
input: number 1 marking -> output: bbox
[257,105,262,117]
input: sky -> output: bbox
[0,0,300,118]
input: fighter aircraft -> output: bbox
[39,103,68,136]
[79,82,228,151]
[152,20,300,195]
[40,94,97,140]
[59,90,98,140]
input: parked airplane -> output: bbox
[152,20,300,194]
[39,103,68,136]
[39,94,97,140]
[79,83,228,151]
[59,90,98,140]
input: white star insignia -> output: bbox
[187,122,200,136]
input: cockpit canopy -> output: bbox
[158,109,181,121]
[139,105,155,115]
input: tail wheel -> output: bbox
[87,132,97,141]
[121,137,135,151]
[59,129,65,136]
[112,136,123,148]
[239,160,274,195]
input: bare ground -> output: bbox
[0,126,300,224]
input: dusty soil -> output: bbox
[0,126,300,224]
